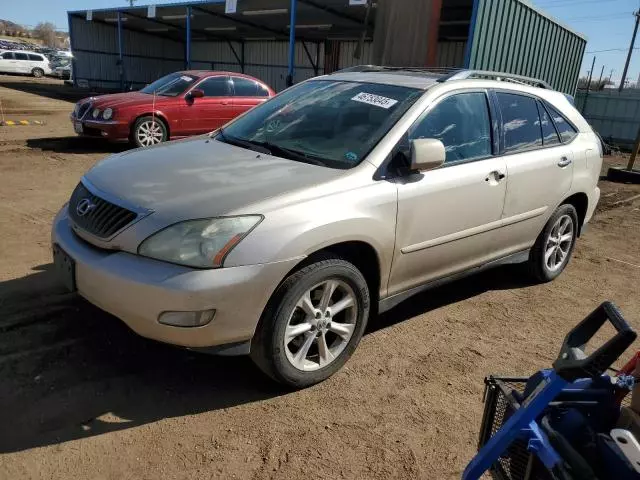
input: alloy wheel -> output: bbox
[544,214,574,272]
[136,120,164,146]
[284,279,357,371]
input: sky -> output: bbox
[3,0,640,86]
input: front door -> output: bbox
[183,75,234,135]
[0,52,17,73]
[492,92,575,254]
[389,91,508,296]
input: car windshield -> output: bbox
[140,72,199,97]
[218,80,423,168]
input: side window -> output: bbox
[232,77,258,96]
[496,92,542,153]
[257,83,271,97]
[409,92,492,163]
[28,54,43,61]
[14,53,28,61]
[537,101,560,146]
[546,104,578,143]
[1,52,14,59]
[197,76,230,97]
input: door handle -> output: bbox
[558,156,572,168]
[221,100,230,105]
[485,170,506,182]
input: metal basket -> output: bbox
[478,377,554,480]
[478,375,632,480]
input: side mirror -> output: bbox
[410,138,446,171]
[187,89,204,100]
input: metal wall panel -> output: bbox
[436,41,466,68]
[337,41,373,69]
[575,90,640,148]
[466,0,587,94]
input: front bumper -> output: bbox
[52,209,300,349]
[70,115,130,141]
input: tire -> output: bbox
[32,68,44,78]
[132,116,168,148]
[528,204,579,282]
[250,255,370,389]
[607,167,640,184]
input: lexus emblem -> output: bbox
[76,198,96,217]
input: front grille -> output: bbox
[68,182,137,239]
[77,102,92,119]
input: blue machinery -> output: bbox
[463,302,637,480]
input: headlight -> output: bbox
[138,216,262,268]
[102,108,113,120]
[92,108,100,119]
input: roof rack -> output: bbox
[439,70,552,89]
[333,66,552,90]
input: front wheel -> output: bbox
[32,68,44,78]
[132,116,168,147]
[251,256,370,388]
[528,204,578,282]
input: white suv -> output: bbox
[0,50,52,77]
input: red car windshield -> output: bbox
[140,72,199,97]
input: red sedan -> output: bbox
[70,71,275,147]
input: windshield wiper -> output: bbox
[217,130,272,155]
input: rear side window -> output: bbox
[1,52,14,59]
[197,76,230,97]
[496,92,542,153]
[410,92,492,163]
[28,54,44,61]
[537,101,560,146]
[547,104,578,143]
[232,77,258,96]
[14,53,28,60]
[257,83,271,97]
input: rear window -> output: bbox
[547,104,578,143]
[496,92,543,153]
[257,83,271,97]
[28,54,44,61]
[537,101,560,146]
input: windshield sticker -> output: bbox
[345,151,358,162]
[180,75,194,82]
[351,92,398,109]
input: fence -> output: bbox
[575,89,640,149]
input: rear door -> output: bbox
[184,75,234,135]
[493,91,574,253]
[13,52,30,73]
[230,76,270,117]
[0,52,17,73]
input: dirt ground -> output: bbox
[0,74,639,480]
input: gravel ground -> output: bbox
[0,74,639,480]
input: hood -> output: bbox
[82,91,163,109]
[84,137,345,220]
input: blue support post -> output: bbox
[186,6,192,70]
[117,11,124,91]
[286,0,297,87]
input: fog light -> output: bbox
[158,310,215,327]
[101,131,108,137]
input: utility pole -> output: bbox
[597,64,605,89]
[619,10,640,92]
[586,56,595,92]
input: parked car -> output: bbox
[0,50,52,77]
[52,68,603,388]
[70,71,275,147]
[52,63,71,80]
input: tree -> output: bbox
[33,22,60,48]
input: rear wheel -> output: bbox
[528,204,578,282]
[32,68,44,78]
[250,256,370,388]
[132,116,168,148]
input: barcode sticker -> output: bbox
[351,92,398,109]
